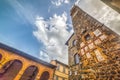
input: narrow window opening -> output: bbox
[84,34,91,41]
[74,54,80,64]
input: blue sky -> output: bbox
[0,0,120,64]
[0,0,76,64]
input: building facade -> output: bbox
[101,0,120,13]
[66,5,120,80]
[51,60,69,80]
[0,43,56,80]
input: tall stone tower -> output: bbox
[101,0,120,13]
[66,5,120,80]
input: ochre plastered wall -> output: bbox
[51,60,69,80]
[0,48,55,80]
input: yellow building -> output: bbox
[66,5,120,80]
[0,42,56,80]
[101,0,120,13]
[51,60,69,80]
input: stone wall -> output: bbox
[68,5,120,80]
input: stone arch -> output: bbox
[0,59,22,80]
[20,65,38,80]
[40,71,50,80]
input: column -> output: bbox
[13,64,28,80]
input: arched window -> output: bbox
[72,40,77,46]
[74,54,80,64]
[40,71,50,80]
[84,34,91,41]
[0,60,22,80]
[20,66,38,80]
[0,54,2,61]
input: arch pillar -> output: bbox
[35,68,42,80]
[0,58,10,69]
[48,71,54,80]
[13,64,28,80]
[0,49,10,68]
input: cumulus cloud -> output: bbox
[76,0,120,34]
[33,12,73,64]
[51,0,70,6]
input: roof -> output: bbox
[0,42,56,69]
[65,33,74,45]
[52,60,68,67]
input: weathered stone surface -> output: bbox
[111,71,117,74]
[117,70,120,74]
[67,5,120,80]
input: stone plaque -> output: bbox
[93,29,102,37]
[95,39,101,45]
[81,49,85,55]
[94,49,104,61]
[84,46,89,52]
[88,43,95,49]
[86,52,91,58]
[100,35,107,40]
[80,42,85,47]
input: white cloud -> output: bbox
[39,51,50,62]
[33,12,73,64]
[51,0,70,6]
[64,0,70,4]
[76,0,120,34]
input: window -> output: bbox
[94,49,104,61]
[56,64,60,70]
[74,54,80,64]
[84,34,91,41]
[0,54,2,61]
[20,66,38,80]
[75,71,77,75]
[100,35,107,40]
[72,40,77,46]
[62,78,65,80]
[84,46,88,52]
[69,71,72,75]
[65,69,68,74]
[86,52,91,58]
[63,67,65,73]
[81,49,85,55]
[0,60,22,80]
[56,76,58,80]
[54,75,56,80]
[93,29,102,36]
[80,42,85,47]
[88,43,95,49]
[95,39,101,45]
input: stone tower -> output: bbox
[101,0,120,13]
[66,5,120,80]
